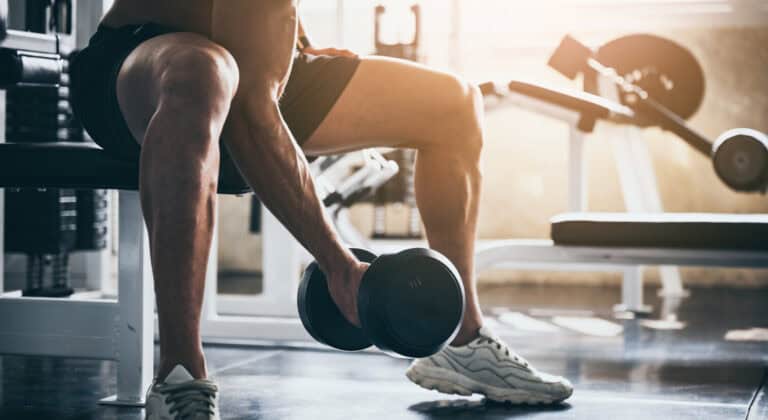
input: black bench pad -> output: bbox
[0,142,251,194]
[551,212,768,250]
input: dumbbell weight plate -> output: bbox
[358,248,465,358]
[297,248,377,351]
[712,128,768,192]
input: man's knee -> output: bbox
[147,42,239,167]
[461,83,485,155]
[140,43,240,179]
[427,76,484,156]
[158,43,240,121]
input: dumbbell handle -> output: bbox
[585,57,714,157]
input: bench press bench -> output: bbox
[474,74,768,312]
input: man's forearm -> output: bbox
[228,105,353,273]
[214,1,356,275]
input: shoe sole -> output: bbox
[406,364,572,405]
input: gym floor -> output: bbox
[1,284,766,420]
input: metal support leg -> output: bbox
[615,267,652,315]
[260,206,302,312]
[1,188,4,293]
[1,90,4,294]
[81,249,111,292]
[0,188,3,404]
[100,191,153,406]
[568,127,588,212]
[658,265,688,298]
[201,208,219,321]
[606,124,689,311]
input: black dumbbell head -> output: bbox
[712,128,768,193]
[358,248,465,358]
[297,248,378,351]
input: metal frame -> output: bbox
[0,191,153,405]
[0,2,149,405]
[468,79,684,313]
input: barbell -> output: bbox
[548,34,768,193]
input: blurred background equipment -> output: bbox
[596,33,705,122]
[548,33,768,193]
[370,3,423,239]
[3,0,108,297]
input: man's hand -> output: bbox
[326,261,369,326]
[302,46,357,58]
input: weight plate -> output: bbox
[358,248,465,358]
[712,128,768,192]
[597,34,705,121]
[296,249,376,352]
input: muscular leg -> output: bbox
[117,1,368,380]
[304,56,575,404]
[117,33,239,379]
[302,56,485,345]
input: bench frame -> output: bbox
[470,77,687,312]
[0,16,154,405]
[0,190,153,405]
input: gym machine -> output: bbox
[480,34,768,197]
[369,3,423,239]
[3,0,108,298]
[546,34,768,193]
[472,33,768,314]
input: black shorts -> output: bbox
[70,23,360,159]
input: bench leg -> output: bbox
[0,178,3,407]
[658,265,689,299]
[1,188,4,293]
[100,191,154,406]
[615,267,652,315]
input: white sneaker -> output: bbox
[145,365,220,420]
[406,327,573,404]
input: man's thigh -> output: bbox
[301,56,474,155]
[211,0,297,97]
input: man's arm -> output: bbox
[212,1,365,325]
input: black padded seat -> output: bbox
[551,212,768,250]
[507,81,635,120]
[0,142,251,194]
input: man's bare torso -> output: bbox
[101,0,213,35]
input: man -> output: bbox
[70,1,573,418]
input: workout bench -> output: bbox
[471,48,768,312]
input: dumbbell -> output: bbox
[297,248,465,358]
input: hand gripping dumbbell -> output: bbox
[297,248,465,358]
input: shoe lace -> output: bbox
[479,336,528,367]
[157,379,218,419]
